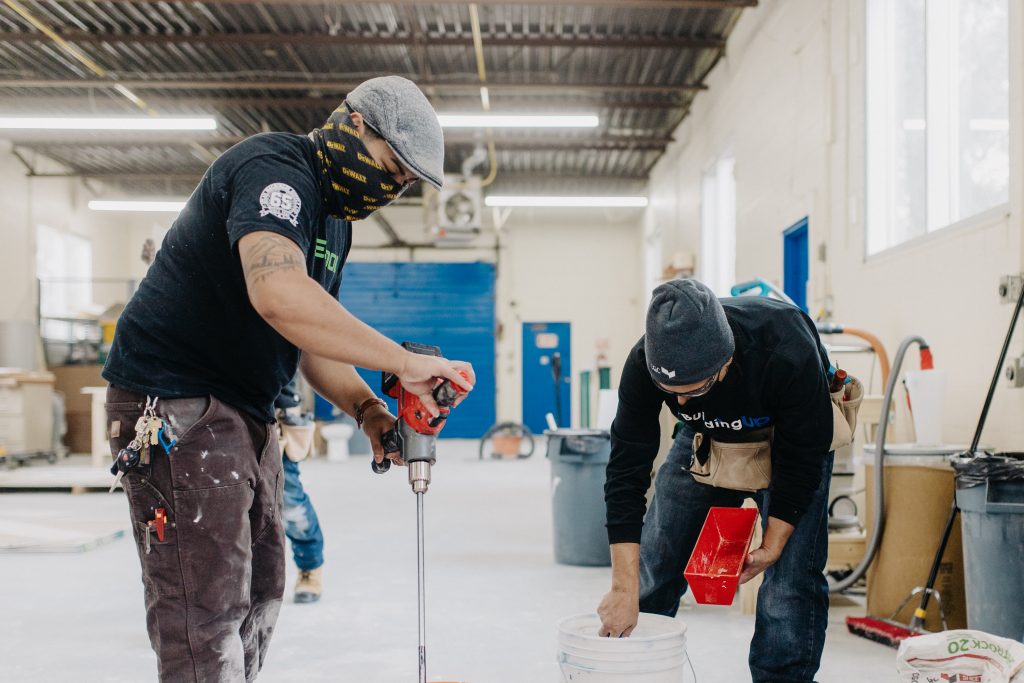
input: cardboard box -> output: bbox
[866,460,967,631]
[52,365,106,413]
[64,412,93,455]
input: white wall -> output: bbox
[0,142,93,323]
[0,141,167,324]
[646,0,1024,448]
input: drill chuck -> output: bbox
[408,460,432,494]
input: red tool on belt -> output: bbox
[370,341,470,683]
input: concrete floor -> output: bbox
[0,441,896,682]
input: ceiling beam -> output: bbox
[0,79,705,95]
[1,95,690,111]
[45,0,755,9]
[31,171,647,182]
[0,29,725,52]
[16,133,671,150]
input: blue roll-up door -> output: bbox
[338,262,496,438]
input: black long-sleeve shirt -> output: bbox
[605,297,834,544]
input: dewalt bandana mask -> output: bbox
[310,105,406,221]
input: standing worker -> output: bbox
[103,76,474,682]
[597,279,837,683]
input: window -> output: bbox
[36,225,93,318]
[866,0,1009,255]
[700,156,736,295]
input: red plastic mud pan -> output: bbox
[684,506,759,606]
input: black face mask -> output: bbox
[310,105,406,221]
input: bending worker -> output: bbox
[102,76,473,682]
[598,278,835,683]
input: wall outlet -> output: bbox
[1004,357,1024,388]
[999,274,1024,304]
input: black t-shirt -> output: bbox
[103,132,352,422]
[605,297,833,544]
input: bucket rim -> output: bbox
[557,613,687,643]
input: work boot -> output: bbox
[294,566,323,604]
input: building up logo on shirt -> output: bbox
[259,183,301,226]
[315,238,339,273]
[677,410,771,431]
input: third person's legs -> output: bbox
[282,457,325,603]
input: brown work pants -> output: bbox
[106,386,285,682]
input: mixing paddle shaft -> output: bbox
[417,491,427,683]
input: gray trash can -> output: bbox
[953,453,1024,639]
[547,429,612,567]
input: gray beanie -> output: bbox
[644,279,735,386]
[346,76,445,190]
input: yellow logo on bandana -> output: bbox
[326,140,346,153]
[357,152,384,171]
[380,181,395,191]
[342,167,367,184]
[338,122,360,138]
[331,181,350,195]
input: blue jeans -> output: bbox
[639,428,833,683]
[282,457,324,571]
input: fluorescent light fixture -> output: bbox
[437,114,599,128]
[485,195,648,208]
[89,199,187,212]
[0,116,217,131]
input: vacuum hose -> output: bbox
[829,334,929,594]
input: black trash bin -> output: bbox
[953,453,1024,639]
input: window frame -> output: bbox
[864,0,1011,258]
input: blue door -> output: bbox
[783,218,809,313]
[522,322,571,433]
[337,262,496,438]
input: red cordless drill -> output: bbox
[372,342,469,494]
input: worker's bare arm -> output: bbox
[236,231,473,414]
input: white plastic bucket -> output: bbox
[557,613,688,682]
[904,370,947,446]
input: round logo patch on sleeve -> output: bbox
[259,183,302,226]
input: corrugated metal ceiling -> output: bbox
[0,0,753,196]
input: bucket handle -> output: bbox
[983,480,1024,513]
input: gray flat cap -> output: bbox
[645,279,735,386]
[346,76,445,190]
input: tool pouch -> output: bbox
[279,422,316,463]
[829,374,864,451]
[688,428,773,492]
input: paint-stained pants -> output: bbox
[639,426,832,683]
[106,386,285,683]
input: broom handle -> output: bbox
[973,282,1024,453]
[911,502,959,630]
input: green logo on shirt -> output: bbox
[314,238,339,272]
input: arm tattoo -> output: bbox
[242,233,304,287]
